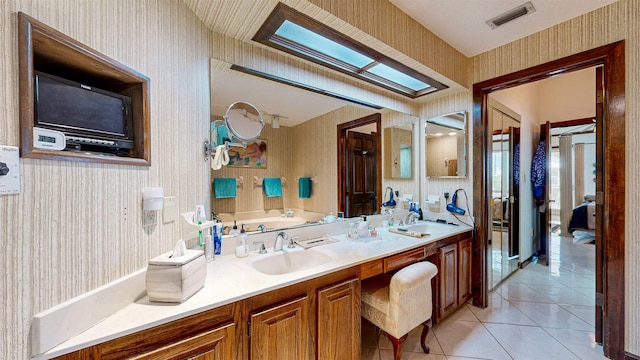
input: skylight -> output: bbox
[275,21,374,69]
[253,3,447,99]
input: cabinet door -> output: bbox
[439,243,458,319]
[317,278,360,360]
[250,296,309,360]
[458,238,473,305]
[131,322,236,360]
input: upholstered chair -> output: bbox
[361,261,438,360]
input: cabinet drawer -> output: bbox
[384,246,426,272]
[360,260,383,279]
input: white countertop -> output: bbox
[35,221,471,359]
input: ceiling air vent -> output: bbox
[486,1,536,29]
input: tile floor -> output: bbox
[361,235,607,360]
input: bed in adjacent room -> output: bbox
[568,195,596,244]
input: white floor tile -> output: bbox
[468,297,536,326]
[526,284,595,306]
[432,320,512,360]
[378,349,446,360]
[498,283,554,303]
[543,327,607,360]
[559,304,597,327]
[484,323,580,360]
[509,301,593,331]
[446,304,480,322]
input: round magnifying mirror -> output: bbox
[224,101,265,144]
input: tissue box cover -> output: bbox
[146,249,206,303]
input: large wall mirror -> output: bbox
[425,111,467,178]
[383,123,413,179]
[209,58,418,235]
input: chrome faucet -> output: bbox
[405,212,420,225]
[274,231,288,251]
[257,224,267,233]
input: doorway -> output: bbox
[472,41,625,359]
[549,119,597,239]
[337,113,382,218]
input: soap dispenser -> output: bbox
[235,224,248,258]
[229,220,239,237]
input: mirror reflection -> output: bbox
[209,58,418,235]
[383,123,413,179]
[488,99,521,288]
[425,111,467,177]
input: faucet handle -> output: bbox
[253,240,267,254]
[288,235,298,248]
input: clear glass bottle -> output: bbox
[348,222,357,239]
[235,224,248,258]
[204,230,214,262]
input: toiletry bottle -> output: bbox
[213,223,222,255]
[229,220,239,237]
[235,224,249,258]
[204,229,214,262]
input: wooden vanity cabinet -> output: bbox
[437,235,473,320]
[245,268,360,360]
[249,296,310,360]
[53,303,239,360]
[317,278,360,360]
[54,230,473,360]
[458,237,473,304]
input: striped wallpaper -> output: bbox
[2,0,638,358]
[1,1,211,358]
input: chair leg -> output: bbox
[384,332,408,360]
[420,318,433,354]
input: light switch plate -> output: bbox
[163,196,177,224]
[0,146,20,195]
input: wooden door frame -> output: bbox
[472,41,625,359]
[337,113,382,217]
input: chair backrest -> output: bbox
[388,261,438,336]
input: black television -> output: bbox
[34,71,134,151]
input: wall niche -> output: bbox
[18,12,151,166]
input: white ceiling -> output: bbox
[200,0,619,127]
[210,67,354,127]
[389,0,618,57]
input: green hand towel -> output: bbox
[262,177,282,197]
[298,177,312,198]
[214,178,237,198]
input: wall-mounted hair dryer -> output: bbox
[446,189,465,215]
[382,187,396,207]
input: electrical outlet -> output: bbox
[143,210,157,227]
[444,191,450,201]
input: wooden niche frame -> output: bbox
[18,12,151,166]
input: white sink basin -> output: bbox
[251,249,332,275]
